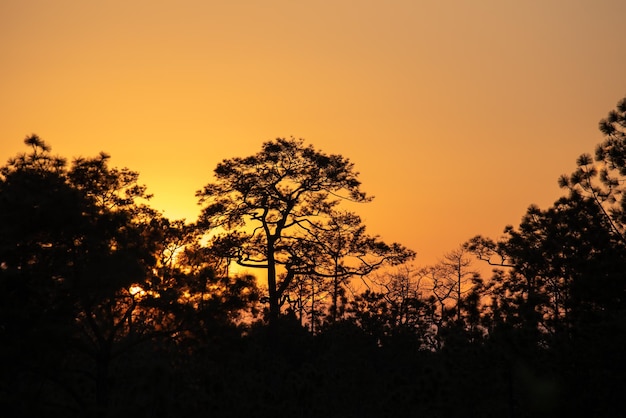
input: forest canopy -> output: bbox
[2,97,626,417]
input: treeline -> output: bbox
[1,97,626,417]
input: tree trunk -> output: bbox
[95,344,110,418]
[330,256,340,322]
[266,239,280,325]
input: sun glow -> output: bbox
[129,284,161,300]
[129,284,146,297]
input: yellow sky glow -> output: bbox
[2,0,626,265]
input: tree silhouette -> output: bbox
[1,136,87,414]
[347,265,434,348]
[462,97,626,415]
[282,209,415,330]
[196,137,412,324]
[559,96,626,243]
[0,136,167,416]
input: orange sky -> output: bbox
[2,0,626,266]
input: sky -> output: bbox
[2,0,626,266]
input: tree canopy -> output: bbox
[196,137,414,323]
[4,97,626,417]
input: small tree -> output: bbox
[284,209,415,327]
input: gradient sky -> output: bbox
[2,0,626,266]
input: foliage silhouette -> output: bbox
[0,137,254,416]
[3,98,626,417]
[196,137,414,324]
